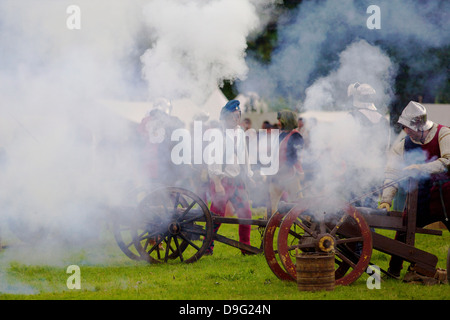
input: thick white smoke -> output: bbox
[0,0,278,275]
[303,39,396,112]
[300,40,396,204]
[140,0,260,105]
[0,1,152,270]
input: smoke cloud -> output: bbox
[140,0,260,105]
[303,39,396,112]
[0,1,151,273]
[0,0,278,283]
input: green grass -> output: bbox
[0,216,449,300]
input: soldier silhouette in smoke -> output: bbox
[205,100,254,255]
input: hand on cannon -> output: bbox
[378,202,391,211]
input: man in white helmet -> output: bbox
[347,82,388,127]
[378,101,450,277]
[346,82,391,207]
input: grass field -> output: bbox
[0,214,449,301]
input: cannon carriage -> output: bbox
[111,185,267,264]
[112,178,449,286]
[264,178,448,285]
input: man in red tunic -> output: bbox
[206,100,254,255]
[378,101,450,277]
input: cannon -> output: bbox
[111,179,449,286]
[111,186,268,264]
[263,178,449,285]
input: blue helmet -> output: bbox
[220,100,241,120]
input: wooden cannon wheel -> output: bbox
[133,187,213,264]
[263,211,308,281]
[276,198,373,286]
[112,187,156,261]
[113,213,145,261]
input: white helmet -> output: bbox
[397,101,433,131]
[347,82,377,110]
[152,97,173,115]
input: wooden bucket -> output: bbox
[296,252,335,291]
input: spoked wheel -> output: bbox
[113,208,144,261]
[263,211,299,281]
[112,186,155,261]
[134,187,213,264]
[277,198,372,285]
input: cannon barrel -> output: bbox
[277,201,403,231]
[279,201,388,215]
[355,207,388,216]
